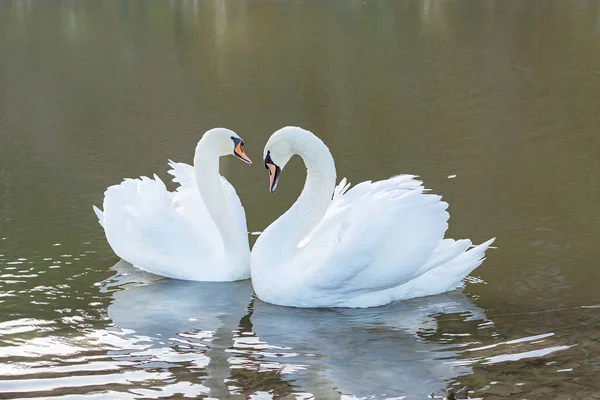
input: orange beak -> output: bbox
[267,163,277,190]
[234,143,252,165]
[266,162,281,193]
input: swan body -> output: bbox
[251,126,495,308]
[94,128,252,282]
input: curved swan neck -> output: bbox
[193,140,241,250]
[262,134,337,255]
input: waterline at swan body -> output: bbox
[251,126,495,308]
[94,128,253,282]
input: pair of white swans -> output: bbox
[94,126,495,308]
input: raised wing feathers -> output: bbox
[298,175,451,294]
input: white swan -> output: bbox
[93,128,253,282]
[251,126,495,308]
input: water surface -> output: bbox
[1,1,600,398]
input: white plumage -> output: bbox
[251,126,495,308]
[94,128,251,282]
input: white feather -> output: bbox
[251,127,495,308]
[93,128,251,282]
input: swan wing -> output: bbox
[97,172,216,280]
[298,175,455,293]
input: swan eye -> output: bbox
[230,136,244,146]
[264,150,274,172]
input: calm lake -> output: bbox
[1,1,599,399]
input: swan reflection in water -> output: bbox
[103,260,493,399]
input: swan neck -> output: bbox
[264,141,337,255]
[193,143,240,250]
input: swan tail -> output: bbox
[443,237,496,289]
[93,205,104,227]
[380,237,496,303]
[415,237,496,294]
[417,238,473,275]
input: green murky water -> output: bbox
[1,1,599,398]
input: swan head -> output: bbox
[263,126,321,193]
[201,128,252,165]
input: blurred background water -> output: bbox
[0,1,599,398]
